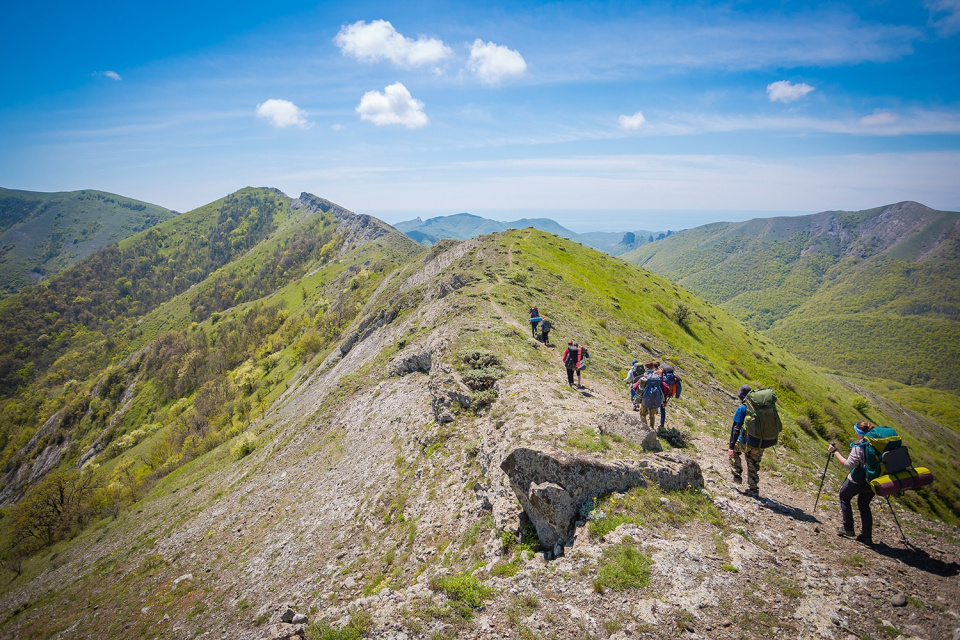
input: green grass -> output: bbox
[587,485,723,539]
[593,542,653,592]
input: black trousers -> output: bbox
[839,477,874,536]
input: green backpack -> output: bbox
[743,388,783,449]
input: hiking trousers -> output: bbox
[730,443,763,491]
[565,367,575,386]
[839,477,874,538]
[640,406,657,429]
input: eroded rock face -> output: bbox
[500,447,704,548]
[597,410,662,452]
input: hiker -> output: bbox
[728,384,782,498]
[562,342,579,387]
[637,362,666,427]
[625,360,642,408]
[539,316,552,345]
[728,384,760,496]
[657,362,682,428]
[829,421,878,544]
[529,306,541,337]
[575,344,590,387]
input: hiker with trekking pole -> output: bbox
[828,421,934,545]
[830,421,880,544]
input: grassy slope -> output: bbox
[0,188,175,297]
[490,230,959,523]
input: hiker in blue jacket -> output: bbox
[829,421,876,544]
[728,384,762,497]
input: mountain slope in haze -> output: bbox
[622,201,960,391]
[0,220,957,640]
[0,188,175,298]
[394,212,659,255]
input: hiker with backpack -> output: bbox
[625,360,642,408]
[728,384,782,498]
[829,421,885,544]
[539,316,552,345]
[636,362,667,427]
[575,344,590,387]
[562,341,580,387]
[529,306,541,337]
[657,363,682,428]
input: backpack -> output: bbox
[530,307,539,318]
[861,426,903,482]
[641,373,664,409]
[661,365,681,398]
[564,348,579,368]
[541,318,551,331]
[743,388,782,448]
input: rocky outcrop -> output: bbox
[597,410,662,452]
[500,448,703,548]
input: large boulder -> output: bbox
[500,448,703,548]
[597,410,662,452]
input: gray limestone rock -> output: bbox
[500,447,703,547]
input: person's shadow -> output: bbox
[748,493,820,523]
[867,542,960,577]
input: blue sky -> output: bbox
[1,0,958,231]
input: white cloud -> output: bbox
[331,123,344,131]
[926,0,960,36]
[103,71,122,81]
[467,39,527,85]
[859,110,899,127]
[335,20,450,67]
[767,81,815,103]
[256,99,310,128]
[356,82,428,128]
[619,112,646,130]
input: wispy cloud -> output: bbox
[356,82,428,128]
[926,0,960,36]
[467,40,527,85]
[618,112,646,130]
[103,70,122,81]
[859,110,899,127]
[335,20,451,67]
[256,99,310,128]
[767,80,815,103]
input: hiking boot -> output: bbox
[744,488,759,498]
[732,474,742,485]
[836,527,856,539]
[856,533,873,545]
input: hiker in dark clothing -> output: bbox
[539,316,552,345]
[728,384,762,497]
[657,363,682,428]
[562,342,580,387]
[529,306,541,337]
[830,421,876,544]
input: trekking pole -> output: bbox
[885,496,910,545]
[813,442,834,512]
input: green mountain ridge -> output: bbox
[0,191,957,639]
[622,201,960,391]
[0,188,175,298]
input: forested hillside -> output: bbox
[0,188,175,298]
[622,202,960,391]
